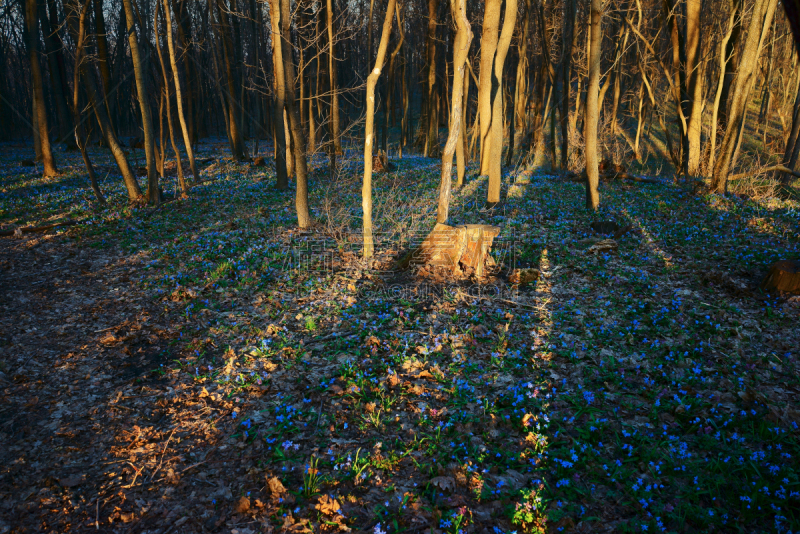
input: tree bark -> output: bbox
[711,0,779,193]
[437,0,472,223]
[278,0,311,228]
[363,0,397,258]
[684,0,703,176]
[162,0,198,183]
[215,0,247,160]
[155,0,188,197]
[585,0,602,210]
[487,0,516,204]
[71,0,105,204]
[478,0,502,175]
[122,0,159,204]
[326,0,342,155]
[269,0,289,189]
[25,0,58,177]
[66,0,142,200]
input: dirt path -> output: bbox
[0,235,256,533]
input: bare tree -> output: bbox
[437,0,473,223]
[363,0,397,258]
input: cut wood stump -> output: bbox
[396,223,501,277]
[252,156,267,167]
[372,150,394,172]
[761,260,800,294]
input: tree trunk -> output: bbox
[71,0,105,204]
[66,0,142,199]
[162,0,199,182]
[215,0,246,160]
[584,0,602,210]
[278,0,311,228]
[269,0,289,189]
[437,0,472,223]
[363,0,397,258]
[326,0,341,155]
[487,0,517,204]
[25,0,58,177]
[423,0,440,157]
[40,0,73,146]
[155,0,188,197]
[684,0,703,176]
[384,2,404,154]
[711,0,779,193]
[122,0,159,204]
[456,58,469,186]
[478,0,502,175]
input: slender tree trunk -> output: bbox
[67,0,142,199]
[514,0,531,130]
[437,0,472,223]
[423,0,441,157]
[162,0,199,182]
[269,0,289,189]
[384,2,404,153]
[278,0,311,228]
[708,7,737,175]
[215,0,246,160]
[363,0,397,258]
[712,0,778,193]
[155,0,188,197]
[39,0,72,146]
[456,58,469,186]
[478,0,502,175]
[685,0,703,176]
[25,0,58,177]
[122,0,159,204]
[487,0,516,204]
[585,0,602,210]
[71,0,105,204]
[326,0,341,154]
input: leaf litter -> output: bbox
[0,142,799,533]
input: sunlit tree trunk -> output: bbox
[326,0,341,155]
[25,0,58,177]
[560,0,576,169]
[711,0,778,193]
[122,0,158,204]
[478,0,501,175]
[487,0,516,204]
[155,0,188,197]
[363,0,397,258]
[278,0,311,228]
[66,0,142,199]
[162,0,198,183]
[584,0,602,211]
[269,0,289,189]
[437,0,472,223]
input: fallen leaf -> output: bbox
[267,476,287,496]
[315,494,341,516]
[430,476,455,492]
[235,496,250,514]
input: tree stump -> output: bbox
[372,150,393,172]
[761,260,800,294]
[253,156,267,167]
[397,223,500,277]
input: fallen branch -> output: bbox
[728,165,800,182]
[0,220,78,237]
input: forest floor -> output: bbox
[1,140,800,534]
